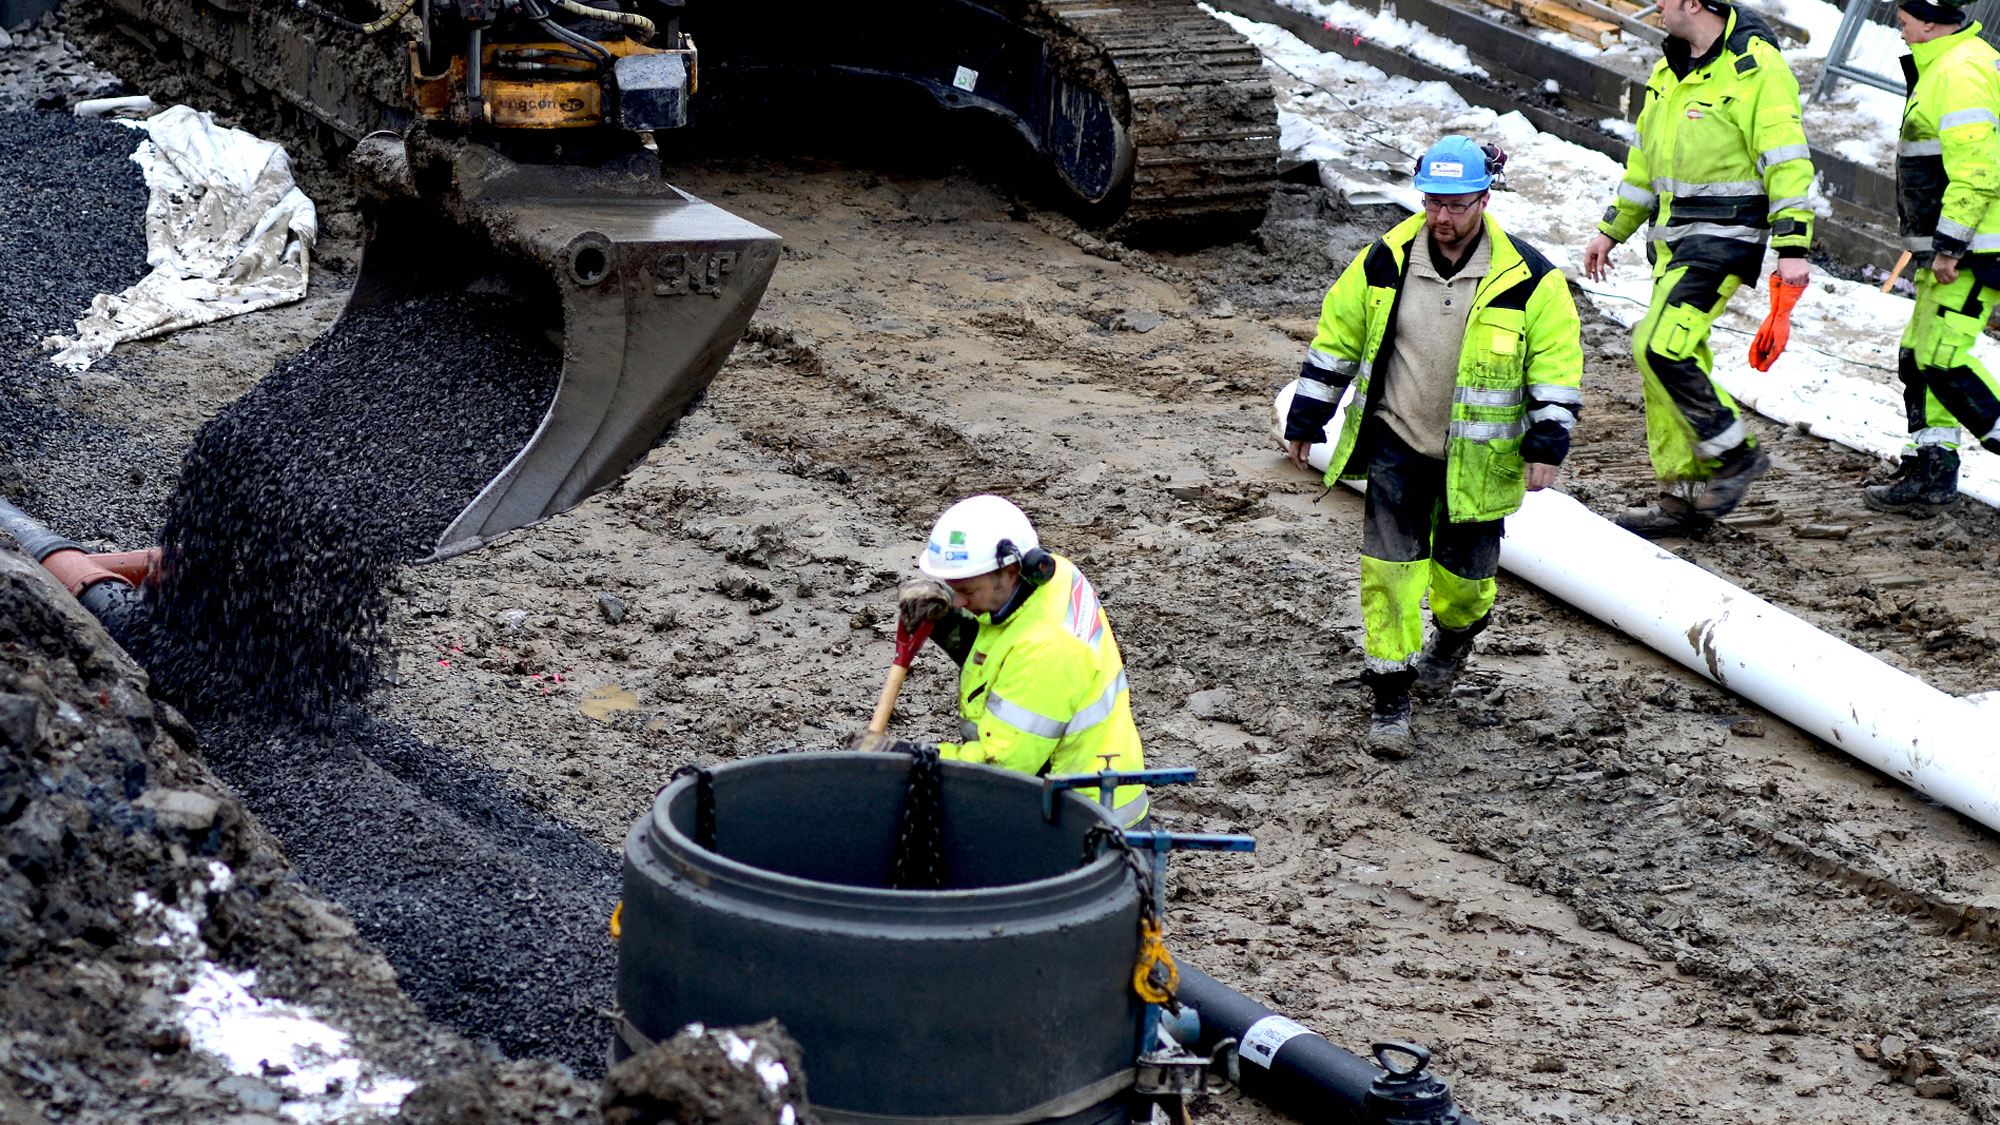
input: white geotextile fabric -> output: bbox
[47,104,316,372]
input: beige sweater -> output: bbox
[1377,230,1492,460]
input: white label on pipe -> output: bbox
[1239,1014,1311,1068]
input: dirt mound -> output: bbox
[0,546,471,1122]
[601,1019,810,1125]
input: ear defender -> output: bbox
[995,538,1057,586]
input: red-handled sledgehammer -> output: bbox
[866,618,935,735]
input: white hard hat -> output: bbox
[917,495,1040,580]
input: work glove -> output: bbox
[897,577,953,633]
[1748,272,1808,372]
[839,731,928,755]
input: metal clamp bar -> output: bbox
[1042,766,1196,820]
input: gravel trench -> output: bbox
[0,109,156,542]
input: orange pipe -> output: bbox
[37,548,160,598]
[90,549,162,586]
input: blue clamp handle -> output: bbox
[1121,831,1256,854]
[1042,766,1197,821]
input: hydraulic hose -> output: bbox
[547,0,655,42]
[280,0,413,35]
[1176,964,1481,1125]
[521,0,613,69]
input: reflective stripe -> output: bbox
[1065,670,1130,736]
[1915,426,1961,446]
[1982,420,2000,443]
[1618,181,1659,207]
[1901,139,1944,157]
[1113,792,1150,828]
[1755,144,1812,171]
[1453,386,1522,407]
[1305,348,1360,377]
[1364,654,1416,674]
[983,690,1067,740]
[1653,177,1763,197]
[980,670,1130,742]
[1940,108,1999,131]
[1448,419,1526,441]
[1970,233,2000,252]
[1653,222,1768,242]
[1294,376,1338,403]
[1906,234,1936,252]
[1528,383,1583,405]
[1938,217,1976,242]
[961,718,981,741]
[1528,404,1578,428]
[1768,196,1810,214]
[1693,416,1748,459]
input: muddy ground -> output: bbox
[9,67,2000,1125]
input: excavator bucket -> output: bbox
[343,129,782,561]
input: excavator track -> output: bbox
[1034,0,1280,237]
[68,0,1280,239]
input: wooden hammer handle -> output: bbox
[868,664,911,734]
[1882,250,1912,293]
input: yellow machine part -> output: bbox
[409,38,696,129]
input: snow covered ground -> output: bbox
[1267,0,1907,171]
[1209,3,2000,507]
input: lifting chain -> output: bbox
[1084,825,1181,1006]
[671,764,717,851]
[887,746,948,890]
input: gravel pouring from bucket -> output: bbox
[345,129,783,561]
[615,751,1146,1124]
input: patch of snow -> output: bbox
[1768,0,1846,58]
[128,877,416,1123]
[1805,78,1904,170]
[1598,117,1640,146]
[177,964,416,1123]
[1244,0,1490,76]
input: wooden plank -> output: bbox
[1563,0,1667,44]
[1477,0,1621,46]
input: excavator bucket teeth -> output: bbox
[343,130,782,561]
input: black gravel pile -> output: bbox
[0,110,153,539]
[143,291,560,725]
[197,712,622,1075]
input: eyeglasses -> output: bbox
[1421,195,1486,215]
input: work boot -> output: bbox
[1692,442,1770,518]
[1614,493,1711,539]
[1361,668,1418,759]
[1415,613,1489,695]
[1864,446,1958,518]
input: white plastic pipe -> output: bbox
[1273,384,1999,831]
[72,95,157,118]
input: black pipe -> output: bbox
[0,496,79,563]
[1176,963,1478,1125]
[0,497,151,653]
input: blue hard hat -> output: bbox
[1412,135,1493,193]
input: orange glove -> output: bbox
[1748,272,1807,371]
